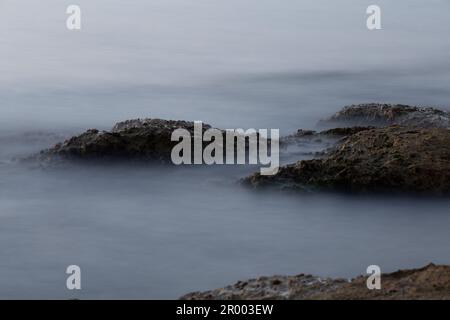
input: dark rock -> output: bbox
[320,126,376,136]
[35,118,269,164]
[111,118,211,133]
[38,118,214,163]
[244,126,450,195]
[318,103,450,129]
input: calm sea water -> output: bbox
[0,0,450,298]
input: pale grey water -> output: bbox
[0,0,450,298]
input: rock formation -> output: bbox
[181,263,450,300]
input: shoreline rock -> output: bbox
[181,263,450,300]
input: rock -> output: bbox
[38,118,214,163]
[244,126,450,195]
[318,263,450,300]
[181,274,347,300]
[318,103,450,129]
[180,263,450,300]
[110,118,211,133]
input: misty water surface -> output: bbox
[0,0,450,298]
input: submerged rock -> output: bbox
[318,103,450,129]
[180,263,450,300]
[244,126,450,195]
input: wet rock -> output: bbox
[318,103,450,129]
[320,126,376,136]
[180,263,450,300]
[244,126,450,195]
[38,119,214,163]
[35,118,269,164]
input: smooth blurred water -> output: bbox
[0,0,450,298]
[1,0,450,132]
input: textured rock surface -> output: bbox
[181,274,347,300]
[181,263,450,300]
[318,103,450,129]
[38,119,214,163]
[244,126,450,195]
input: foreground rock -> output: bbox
[37,119,214,163]
[318,103,450,129]
[244,126,450,195]
[181,263,450,300]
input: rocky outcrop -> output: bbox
[34,104,450,196]
[279,127,376,160]
[36,118,273,164]
[244,126,450,195]
[318,103,450,129]
[181,274,347,300]
[37,119,214,163]
[181,263,450,300]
